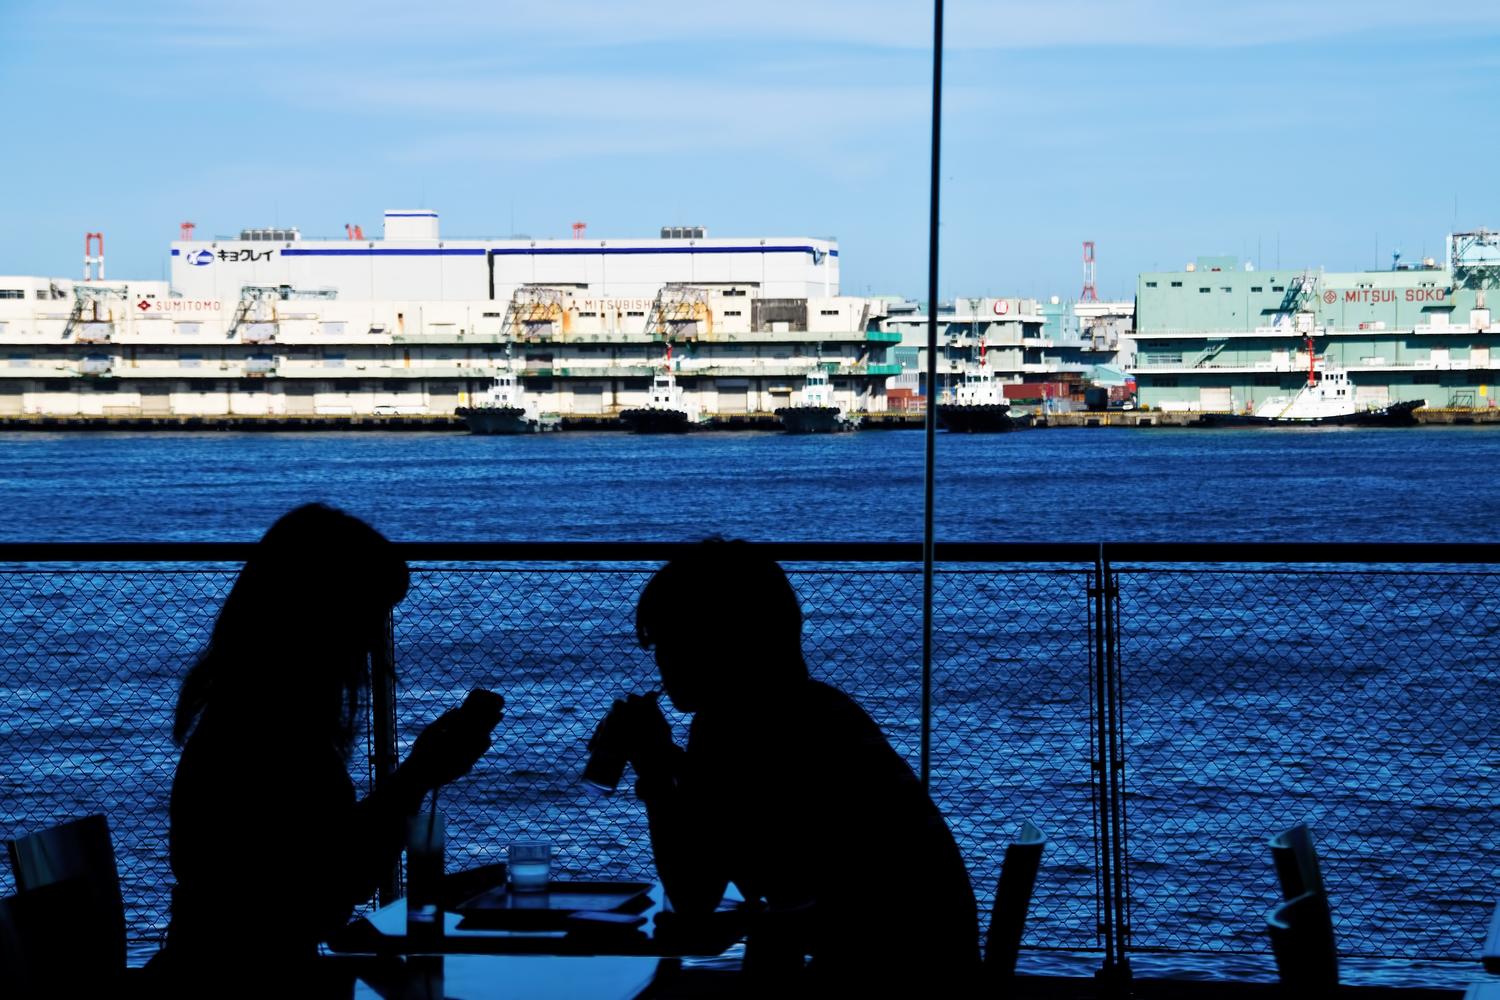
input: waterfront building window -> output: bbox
[1198,287,1210,294]
[1272,285,1285,292]
[1251,286,1263,292]
[1170,281,1182,287]
[1221,287,1231,293]
[0,289,23,299]
[1145,281,1157,288]
[820,309,841,316]
[725,310,742,316]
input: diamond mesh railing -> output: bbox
[1113,564,1500,961]
[1,542,1496,977]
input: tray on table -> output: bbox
[455,881,654,931]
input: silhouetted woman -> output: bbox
[603,540,979,991]
[150,504,501,987]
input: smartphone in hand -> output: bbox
[461,688,505,731]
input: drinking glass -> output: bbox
[508,841,551,892]
[406,813,445,937]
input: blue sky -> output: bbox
[4,1,1499,300]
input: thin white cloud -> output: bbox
[44,0,1500,51]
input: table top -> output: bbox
[327,881,742,959]
[346,954,663,1000]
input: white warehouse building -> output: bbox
[0,210,906,422]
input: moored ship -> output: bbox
[456,368,559,434]
[776,368,858,433]
[938,361,1013,433]
[619,347,702,433]
[1206,338,1424,426]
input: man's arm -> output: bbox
[608,695,731,914]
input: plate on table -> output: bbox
[456,881,654,930]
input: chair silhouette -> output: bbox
[1266,824,1338,989]
[0,878,120,997]
[5,815,126,974]
[1269,823,1326,901]
[984,819,1045,982]
[1484,898,1500,974]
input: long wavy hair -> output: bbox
[172,504,409,755]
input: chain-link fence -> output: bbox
[1114,565,1500,962]
[0,567,237,957]
[1,546,1496,976]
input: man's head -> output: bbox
[635,539,807,713]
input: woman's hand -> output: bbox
[403,688,504,792]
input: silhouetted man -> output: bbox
[600,539,979,991]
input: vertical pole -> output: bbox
[919,0,944,791]
[1102,548,1132,986]
[370,609,400,902]
[1090,544,1118,979]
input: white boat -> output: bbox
[457,368,559,434]
[938,362,1014,433]
[1222,339,1423,426]
[619,347,702,433]
[776,368,858,433]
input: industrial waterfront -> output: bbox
[7,210,1496,431]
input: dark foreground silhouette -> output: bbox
[598,539,980,991]
[147,503,502,992]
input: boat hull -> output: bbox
[457,406,559,434]
[1206,399,1425,428]
[776,406,857,434]
[938,404,1015,433]
[619,408,694,434]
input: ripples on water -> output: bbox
[2,426,1499,542]
[3,428,1499,989]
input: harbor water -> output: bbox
[5,426,1500,543]
[2,427,1498,989]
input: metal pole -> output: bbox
[1090,544,1117,976]
[920,0,944,790]
[370,609,400,902]
[1104,549,1132,982]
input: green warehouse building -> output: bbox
[1131,230,1500,413]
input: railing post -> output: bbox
[370,608,400,903]
[1088,543,1121,984]
[1101,545,1132,988]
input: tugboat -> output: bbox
[1211,336,1423,426]
[457,366,559,434]
[619,344,701,433]
[776,368,859,433]
[938,339,1013,433]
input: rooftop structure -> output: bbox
[170,209,840,303]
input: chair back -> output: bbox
[1483,898,1500,974]
[1268,823,1325,900]
[984,819,1045,980]
[0,879,120,996]
[1266,890,1339,989]
[5,815,126,972]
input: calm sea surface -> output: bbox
[2,425,1499,542]
[1,427,1497,988]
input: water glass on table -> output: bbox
[508,841,551,892]
[406,812,445,937]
